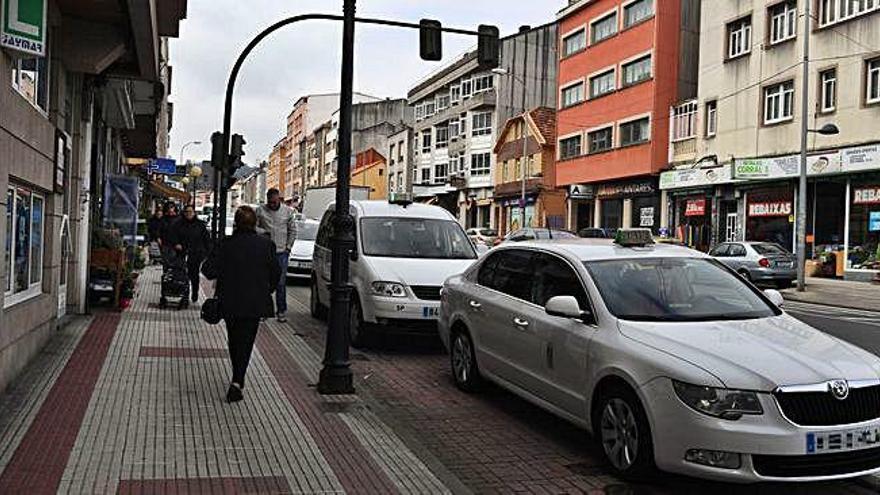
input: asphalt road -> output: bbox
[785,301,880,357]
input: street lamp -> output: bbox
[179,140,203,167]
[189,165,203,207]
[492,67,530,231]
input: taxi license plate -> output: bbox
[294,261,311,269]
[806,426,880,454]
[422,307,439,318]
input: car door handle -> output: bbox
[513,317,529,328]
[469,300,482,310]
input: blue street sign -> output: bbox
[149,158,178,175]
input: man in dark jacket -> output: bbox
[202,206,280,403]
[158,202,180,248]
[175,205,212,302]
[147,207,163,242]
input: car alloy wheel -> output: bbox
[600,398,640,472]
[450,330,480,391]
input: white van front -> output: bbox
[310,201,477,344]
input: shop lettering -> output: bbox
[749,202,792,217]
[597,181,655,199]
[854,187,880,205]
[735,162,769,178]
[0,33,43,54]
[685,199,706,216]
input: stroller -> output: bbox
[159,249,190,310]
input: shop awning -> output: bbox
[148,179,190,202]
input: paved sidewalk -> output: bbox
[0,266,450,494]
[782,277,880,312]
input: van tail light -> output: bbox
[758,258,771,268]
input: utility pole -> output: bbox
[318,0,357,394]
[796,0,811,292]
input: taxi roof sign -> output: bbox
[614,229,655,247]
[388,191,414,206]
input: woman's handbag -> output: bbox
[201,297,222,325]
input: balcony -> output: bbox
[414,89,497,131]
[669,100,698,164]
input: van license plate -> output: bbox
[422,307,439,318]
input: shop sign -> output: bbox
[147,158,179,175]
[568,184,595,200]
[596,179,655,199]
[659,164,734,190]
[870,212,880,232]
[734,152,842,180]
[854,187,880,205]
[843,145,880,173]
[1,0,47,56]
[685,199,706,217]
[639,207,655,227]
[748,201,793,217]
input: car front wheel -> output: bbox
[310,277,327,320]
[450,329,480,392]
[595,386,655,479]
[349,296,367,349]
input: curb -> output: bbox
[781,295,880,314]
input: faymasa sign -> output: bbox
[1,0,47,57]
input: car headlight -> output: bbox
[371,281,407,298]
[673,380,763,420]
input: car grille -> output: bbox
[753,446,880,478]
[410,286,442,301]
[773,385,880,426]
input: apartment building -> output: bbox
[662,0,880,280]
[387,128,415,196]
[407,23,558,228]
[267,138,287,194]
[351,149,388,200]
[556,0,700,234]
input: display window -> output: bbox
[746,188,794,252]
[848,183,880,272]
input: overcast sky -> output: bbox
[168,1,555,165]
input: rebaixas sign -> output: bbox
[1,0,47,57]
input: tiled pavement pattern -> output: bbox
[284,284,880,495]
[0,267,449,494]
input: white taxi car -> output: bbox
[438,230,880,483]
[311,198,477,346]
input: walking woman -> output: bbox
[202,206,280,403]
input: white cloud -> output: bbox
[168,0,554,164]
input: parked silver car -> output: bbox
[709,242,796,288]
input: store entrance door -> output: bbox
[726,213,738,242]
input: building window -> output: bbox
[622,55,652,86]
[589,69,616,98]
[820,0,880,27]
[448,120,460,139]
[559,135,583,160]
[436,124,449,148]
[415,103,425,121]
[450,85,461,105]
[769,1,797,45]
[624,0,653,28]
[473,74,494,94]
[764,80,795,124]
[420,168,431,184]
[672,101,698,140]
[561,82,585,108]
[727,17,752,59]
[398,140,404,162]
[11,57,49,112]
[389,144,396,165]
[470,153,491,176]
[563,29,587,56]
[462,79,473,98]
[434,163,448,184]
[867,58,880,105]
[425,100,436,117]
[588,127,614,153]
[437,93,450,110]
[5,185,45,303]
[472,112,493,136]
[706,100,718,137]
[620,117,650,146]
[591,12,618,44]
[820,69,837,112]
[421,130,433,153]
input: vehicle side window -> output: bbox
[729,244,746,257]
[491,250,535,301]
[532,253,589,309]
[316,211,334,248]
[709,244,729,257]
[477,252,500,287]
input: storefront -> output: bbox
[847,181,880,278]
[744,187,795,251]
[676,196,712,251]
[595,178,658,233]
[660,163,737,249]
[567,184,595,232]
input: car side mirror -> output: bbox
[764,289,785,308]
[545,296,593,323]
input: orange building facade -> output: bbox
[351,148,388,200]
[555,0,698,233]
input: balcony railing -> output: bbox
[669,100,698,163]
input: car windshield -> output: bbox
[584,257,778,322]
[361,217,477,259]
[752,243,789,255]
[479,229,497,237]
[296,222,318,241]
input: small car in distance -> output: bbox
[496,228,578,245]
[311,199,477,347]
[578,227,611,239]
[466,228,498,247]
[709,242,796,288]
[287,219,319,281]
[439,231,880,483]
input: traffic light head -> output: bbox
[231,134,246,160]
[419,19,442,61]
[477,25,500,69]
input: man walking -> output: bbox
[256,188,297,322]
[174,205,211,302]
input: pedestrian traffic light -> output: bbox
[419,19,442,61]
[210,132,224,170]
[231,134,246,162]
[477,25,500,69]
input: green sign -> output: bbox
[734,160,770,179]
[1,0,46,56]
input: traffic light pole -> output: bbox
[213,8,495,395]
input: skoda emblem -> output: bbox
[829,380,849,401]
